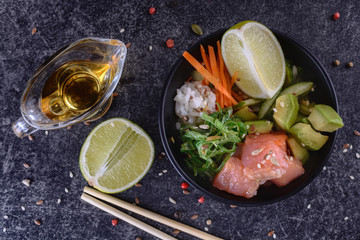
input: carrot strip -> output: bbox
[230,71,239,88]
[186,76,192,83]
[209,45,223,108]
[200,45,211,85]
[217,41,229,107]
[182,51,237,105]
[231,90,243,102]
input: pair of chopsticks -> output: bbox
[81,186,223,240]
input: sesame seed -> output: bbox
[21,206,26,211]
[135,197,140,205]
[169,197,176,204]
[149,46,153,51]
[323,166,327,170]
[273,108,278,113]
[251,148,264,156]
[158,172,163,176]
[182,190,190,195]
[45,130,48,135]
[206,219,212,225]
[279,102,285,107]
[67,125,72,130]
[343,149,348,153]
[257,163,261,169]
[311,87,315,92]
[135,183,142,187]
[199,124,210,129]
[4,215,8,219]
[246,125,250,129]
[268,230,275,236]
[350,145,353,150]
[349,176,355,180]
[241,134,246,138]
[28,134,34,141]
[69,172,73,178]
[289,156,294,161]
[23,163,30,169]
[301,143,306,147]
[255,132,260,135]
[266,155,271,160]
[273,233,277,239]
[343,143,350,148]
[57,199,61,204]
[22,179,30,187]
[120,28,125,33]
[64,188,69,193]
[36,200,44,205]
[191,214,199,220]
[356,153,360,159]
[230,205,238,208]
[3,228,6,233]
[344,216,349,221]
[204,227,209,231]
[307,204,311,209]
[162,169,167,173]
[34,219,41,226]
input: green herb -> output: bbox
[180,106,247,179]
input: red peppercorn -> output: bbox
[198,196,204,203]
[112,219,118,226]
[166,39,174,48]
[333,12,340,20]
[181,182,189,189]
[149,7,156,15]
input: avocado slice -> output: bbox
[299,102,316,115]
[245,120,273,134]
[233,99,262,110]
[273,94,299,131]
[289,123,329,150]
[296,113,310,124]
[307,104,344,132]
[284,61,293,87]
[234,106,258,121]
[287,136,310,164]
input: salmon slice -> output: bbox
[212,156,260,198]
[242,133,289,181]
[271,157,305,187]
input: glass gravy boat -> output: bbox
[12,38,127,138]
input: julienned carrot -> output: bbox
[230,71,239,88]
[186,76,192,83]
[200,45,211,85]
[231,90,243,102]
[208,46,223,108]
[183,51,237,105]
[217,41,229,107]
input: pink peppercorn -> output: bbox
[112,219,118,226]
[181,182,189,189]
[166,39,174,48]
[198,196,204,203]
[333,12,340,20]
[149,7,156,15]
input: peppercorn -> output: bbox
[347,62,354,68]
[112,219,118,226]
[333,12,340,20]
[198,196,204,203]
[181,182,189,189]
[333,60,340,66]
[166,39,174,48]
[149,7,156,15]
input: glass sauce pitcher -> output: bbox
[12,38,127,138]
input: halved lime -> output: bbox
[221,21,285,99]
[79,118,154,193]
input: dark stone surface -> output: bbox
[1,0,359,239]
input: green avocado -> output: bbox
[273,94,299,131]
[286,136,310,164]
[234,106,258,121]
[299,102,316,115]
[244,120,273,134]
[289,123,329,150]
[307,104,343,132]
[296,113,310,124]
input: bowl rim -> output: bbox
[158,28,339,206]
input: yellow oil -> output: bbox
[41,60,111,121]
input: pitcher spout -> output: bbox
[12,117,38,138]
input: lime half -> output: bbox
[221,21,285,99]
[79,118,154,193]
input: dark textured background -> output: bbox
[1,0,359,239]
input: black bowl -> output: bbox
[159,28,338,206]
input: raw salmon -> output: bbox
[212,133,305,198]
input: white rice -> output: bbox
[174,81,216,124]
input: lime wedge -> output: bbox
[79,118,154,193]
[221,21,285,99]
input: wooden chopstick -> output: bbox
[83,186,223,240]
[81,193,176,240]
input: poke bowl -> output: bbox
[159,28,339,206]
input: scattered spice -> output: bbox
[182,190,190,195]
[149,7,156,15]
[343,143,350,149]
[181,182,189,189]
[112,219,119,226]
[112,92,119,97]
[172,229,180,235]
[84,121,91,126]
[230,205,238,208]
[343,149,348,153]
[69,171,74,178]
[22,179,31,187]
[162,169,168,173]
[135,197,140,205]
[120,28,125,33]
[279,101,285,107]
[34,219,41,226]
[36,200,44,205]
[166,39,174,48]
[136,237,142,240]
[206,219,212,225]
[347,62,354,68]
[57,199,61,204]
[307,204,311,209]
[173,211,182,219]
[158,152,166,160]
[64,188,69,193]
[158,172,163,176]
[198,196,204,203]
[21,206,26,211]
[344,216,349,221]
[333,60,340,66]
[301,99,310,106]
[135,183,142,187]
[204,227,209,231]
[28,134,34,141]
[149,46,153,51]
[349,175,355,180]
[272,108,278,113]
[191,214,199,220]
[45,131,48,135]
[333,12,340,20]
[126,43,132,48]
[191,24,203,35]
[356,153,360,159]
[268,230,275,236]
[23,163,30,169]
[31,27,37,35]
[354,130,360,136]
[169,197,177,204]
[67,125,72,130]
[3,228,6,233]
[3,215,8,219]
[251,148,264,156]
[199,124,209,129]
